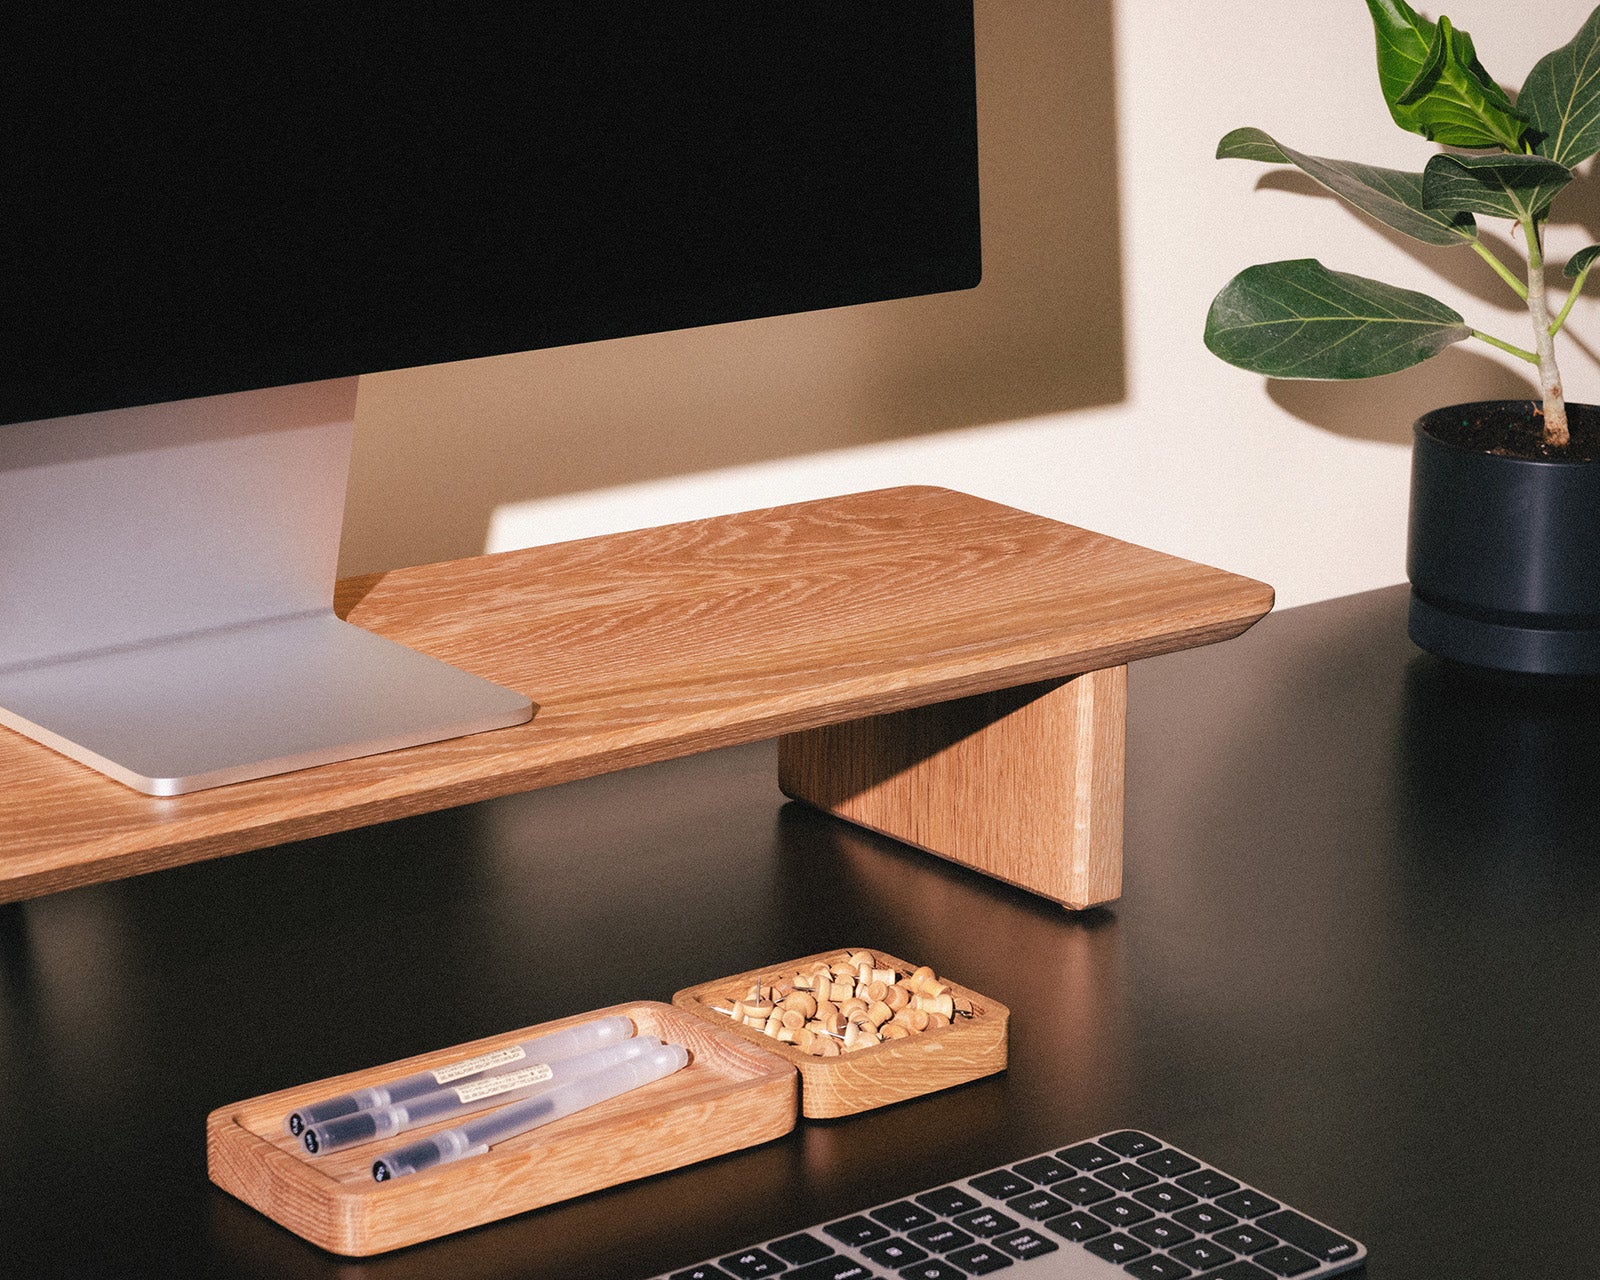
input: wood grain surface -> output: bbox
[206,1002,799,1256]
[0,486,1273,901]
[779,667,1127,909]
[673,948,1009,1119]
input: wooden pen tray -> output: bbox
[674,948,1009,1119]
[206,1001,798,1257]
[209,950,1005,1254]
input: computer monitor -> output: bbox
[0,9,982,795]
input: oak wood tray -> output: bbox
[2,486,1273,907]
[674,948,1009,1119]
[206,1002,798,1257]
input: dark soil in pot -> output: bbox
[1425,398,1600,462]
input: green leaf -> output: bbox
[1564,244,1600,279]
[1421,153,1573,222]
[1205,259,1470,379]
[1218,127,1476,247]
[1397,16,1450,105]
[1363,0,1530,149]
[1520,5,1600,167]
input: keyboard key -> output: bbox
[1003,1189,1070,1220]
[1203,1264,1275,1280]
[1176,1168,1240,1198]
[916,1186,982,1217]
[861,1237,927,1268]
[1126,1258,1195,1280]
[1129,1217,1195,1249]
[948,1242,1013,1273]
[952,1208,1019,1237]
[1083,1232,1150,1264]
[771,1234,835,1265]
[789,1259,875,1280]
[1057,1141,1119,1173]
[1173,1203,1238,1233]
[1099,1131,1164,1158]
[1254,1243,1320,1276]
[1011,1155,1073,1185]
[1054,1176,1116,1206]
[823,1216,889,1248]
[719,1248,787,1278]
[1137,1149,1201,1178]
[1088,1196,1154,1228]
[1216,1189,1280,1220]
[1042,1210,1110,1242]
[970,1170,1032,1200]
[1212,1224,1277,1254]
[993,1227,1058,1260]
[670,1267,733,1280]
[898,1264,967,1280]
[870,1201,936,1232]
[1133,1182,1197,1213]
[1170,1238,1237,1270]
[1255,1208,1362,1264]
[1095,1162,1159,1193]
[907,1222,976,1254]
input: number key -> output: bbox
[1126,1258,1197,1280]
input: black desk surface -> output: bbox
[3,584,1597,1278]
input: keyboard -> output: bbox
[649,1131,1365,1280]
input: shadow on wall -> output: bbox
[1268,351,1537,446]
[340,0,1125,576]
[1257,168,1600,446]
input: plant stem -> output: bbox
[1472,240,1528,301]
[1523,217,1570,448]
[1550,272,1589,337]
[1469,330,1539,363]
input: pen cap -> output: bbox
[285,1084,386,1137]
[372,1127,485,1182]
[303,1106,385,1154]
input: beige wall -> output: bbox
[343,1,1600,607]
[342,0,1122,575]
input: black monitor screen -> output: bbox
[4,7,980,427]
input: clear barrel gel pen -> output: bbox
[302,1035,662,1154]
[372,1040,689,1181]
[285,1013,633,1136]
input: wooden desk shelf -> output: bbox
[0,487,1272,908]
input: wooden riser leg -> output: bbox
[777,666,1126,910]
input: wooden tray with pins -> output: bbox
[208,948,1005,1254]
[674,947,1009,1119]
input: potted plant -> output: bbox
[1206,1,1600,674]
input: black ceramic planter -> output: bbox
[1408,401,1600,674]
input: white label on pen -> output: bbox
[453,1063,554,1104]
[431,1045,527,1085]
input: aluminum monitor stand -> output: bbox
[0,378,532,795]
